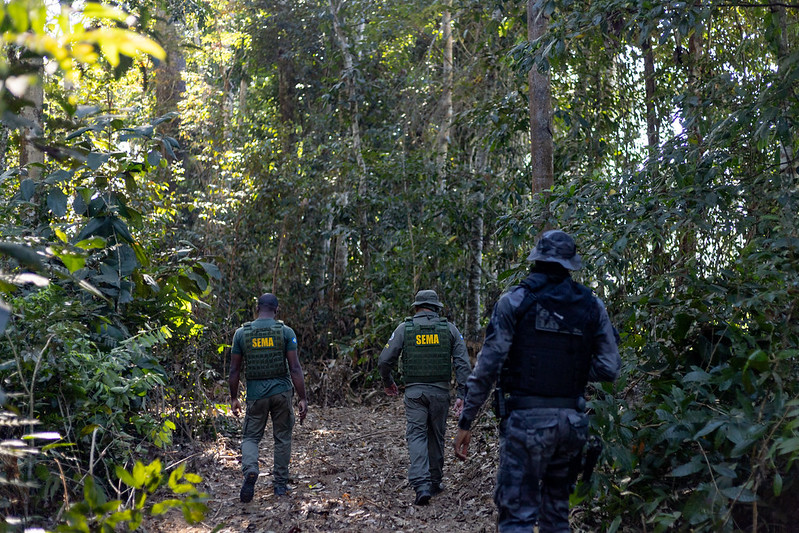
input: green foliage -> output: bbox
[57,459,208,532]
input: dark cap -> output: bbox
[526,230,582,270]
[257,293,279,310]
[412,289,443,310]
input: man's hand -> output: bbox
[453,398,464,417]
[297,398,308,424]
[384,383,399,396]
[454,428,472,461]
[231,398,241,417]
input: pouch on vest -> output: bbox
[400,317,452,383]
[241,322,288,380]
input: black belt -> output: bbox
[506,396,584,412]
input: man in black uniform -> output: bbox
[379,290,472,505]
[454,230,621,532]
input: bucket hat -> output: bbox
[412,290,444,310]
[526,230,582,270]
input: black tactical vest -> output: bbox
[401,317,452,383]
[241,322,288,380]
[500,279,598,398]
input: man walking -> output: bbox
[379,289,472,505]
[230,293,308,502]
[454,230,621,532]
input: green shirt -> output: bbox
[231,318,298,401]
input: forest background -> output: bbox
[0,0,796,531]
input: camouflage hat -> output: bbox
[412,289,443,310]
[526,230,583,270]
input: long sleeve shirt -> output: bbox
[378,310,472,399]
[458,277,621,431]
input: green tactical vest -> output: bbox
[401,317,452,383]
[241,322,288,380]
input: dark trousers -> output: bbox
[495,408,588,533]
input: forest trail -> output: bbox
[146,398,498,532]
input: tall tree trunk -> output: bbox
[774,6,797,184]
[466,148,485,362]
[153,11,185,141]
[329,0,372,316]
[19,59,44,182]
[679,22,703,269]
[528,1,553,202]
[643,36,659,153]
[435,2,453,177]
[277,47,296,150]
[643,35,664,278]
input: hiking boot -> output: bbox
[431,482,444,496]
[274,485,288,496]
[414,489,431,506]
[240,472,258,503]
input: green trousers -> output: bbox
[404,390,450,492]
[241,388,295,488]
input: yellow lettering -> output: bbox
[415,334,440,345]
[252,337,275,348]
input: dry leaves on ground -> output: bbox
[143,397,499,532]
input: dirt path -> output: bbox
[147,398,499,532]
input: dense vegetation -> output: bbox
[0,0,796,531]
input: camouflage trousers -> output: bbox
[495,407,588,533]
[241,389,295,488]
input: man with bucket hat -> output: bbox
[379,289,472,505]
[454,230,620,532]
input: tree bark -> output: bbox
[435,3,453,177]
[528,0,553,201]
[643,36,659,152]
[19,58,44,182]
[774,6,797,183]
[329,0,372,313]
[153,10,185,141]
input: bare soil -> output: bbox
[144,397,499,532]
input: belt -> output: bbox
[506,396,585,412]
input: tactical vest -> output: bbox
[400,317,452,383]
[500,280,598,398]
[241,322,288,380]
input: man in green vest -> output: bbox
[230,293,308,503]
[378,289,472,505]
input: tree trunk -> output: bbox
[643,36,659,152]
[528,0,553,201]
[153,11,185,141]
[19,59,44,182]
[435,3,453,177]
[329,0,372,315]
[774,6,796,183]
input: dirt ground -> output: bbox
[145,397,500,532]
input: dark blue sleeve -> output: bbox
[458,287,525,430]
[587,297,621,382]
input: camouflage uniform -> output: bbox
[458,231,621,532]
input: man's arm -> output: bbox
[286,349,308,423]
[378,324,404,395]
[458,288,523,431]
[450,324,472,398]
[587,297,621,383]
[229,350,242,416]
